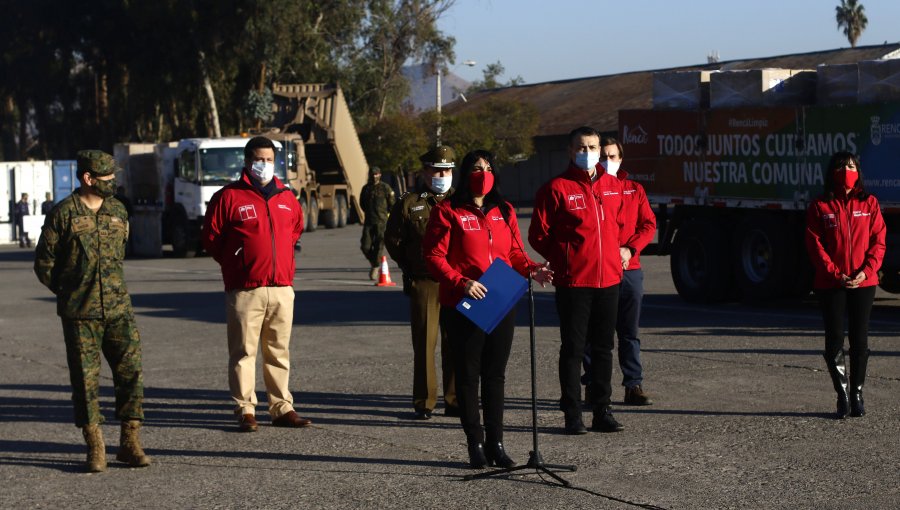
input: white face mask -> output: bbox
[600,159,621,176]
[430,175,452,194]
[574,152,600,171]
[250,161,275,183]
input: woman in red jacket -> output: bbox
[805,151,886,419]
[424,150,552,469]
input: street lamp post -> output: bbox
[436,60,476,146]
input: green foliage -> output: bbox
[242,88,274,124]
[835,0,868,48]
[441,99,538,167]
[0,0,455,159]
[359,113,429,174]
[467,61,525,92]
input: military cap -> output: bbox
[420,145,456,169]
[369,166,382,176]
[77,150,119,176]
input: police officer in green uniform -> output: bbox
[360,166,396,280]
[34,150,151,473]
[385,146,459,419]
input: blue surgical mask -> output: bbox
[574,152,601,171]
[250,161,275,183]
[431,175,452,194]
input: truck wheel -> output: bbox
[670,220,732,303]
[336,195,348,228]
[732,217,795,301]
[171,218,197,258]
[306,195,318,233]
[321,202,338,229]
[299,196,308,225]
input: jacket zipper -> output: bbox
[590,180,603,286]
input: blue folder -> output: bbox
[455,259,528,334]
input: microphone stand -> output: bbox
[464,273,576,486]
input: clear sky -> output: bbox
[439,0,900,85]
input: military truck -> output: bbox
[114,82,370,257]
[620,66,900,302]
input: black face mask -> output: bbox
[92,177,117,199]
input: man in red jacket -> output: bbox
[601,136,657,406]
[529,126,626,435]
[202,136,311,432]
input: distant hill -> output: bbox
[402,64,472,112]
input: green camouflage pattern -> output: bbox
[360,180,396,266]
[77,149,120,176]
[62,317,144,426]
[384,187,453,279]
[34,192,133,319]
[360,180,395,225]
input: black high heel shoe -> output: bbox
[467,442,487,469]
[484,441,517,468]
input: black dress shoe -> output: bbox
[591,407,624,433]
[413,409,432,420]
[467,442,487,468]
[564,416,588,435]
[484,442,517,468]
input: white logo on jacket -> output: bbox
[822,213,836,228]
[239,205,257,221]
[277,204,292,211]
[460,214,481,231]
[853,211,870,217]
[567,194,587,210]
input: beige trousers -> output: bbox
[226,286,296,419]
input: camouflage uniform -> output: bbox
[385,183,457,414]
[360,170,396,271]
[34,151,144,428]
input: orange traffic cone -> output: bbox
[375,256,397,287]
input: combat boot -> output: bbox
[116,420,151,467]
[81,424,107,473]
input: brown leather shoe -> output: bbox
[623,385,653,406]
[272,410,312,428]
[239,414,259,432]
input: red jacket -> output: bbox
[616,170,657,271]
[424,200,536,307]
[202,171,303,291]
[805,191,886,290]
[529,164,624,288]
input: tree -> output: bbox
[466,61,524,92]
[835,0,868,48]
[359,112,428,176]
[441,99,538,167]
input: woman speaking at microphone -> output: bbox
[805,151,886,419]
[423,149,552,469]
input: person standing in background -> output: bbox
[360,166,396,280]
[805,151,886,419]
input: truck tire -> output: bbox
[299,196,308,226]
[170,218,197,258]
[670,220,732,303]
[732,217,796,301]
[306,195,318,233]
[336,195,348,228]
[321,204,338,229]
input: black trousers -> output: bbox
[816,286,876,358]
[441,306,516,444]
[556,285,619,417]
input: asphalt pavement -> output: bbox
[1,220,898,509]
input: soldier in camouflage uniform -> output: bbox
[34,150,151,473]
[360,166,396,280]
[385,146,458,419]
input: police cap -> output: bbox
[76,150,119,176]
[419,145,456,169]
